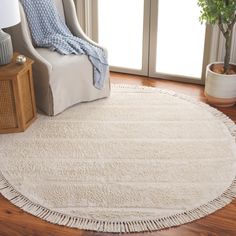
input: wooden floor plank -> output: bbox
[1,72,236,236]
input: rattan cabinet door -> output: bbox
[0,79,18,129]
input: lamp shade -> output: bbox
[0,0,20,28]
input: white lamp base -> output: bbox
[0,29,13,65]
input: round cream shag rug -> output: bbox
[1,84,236,233]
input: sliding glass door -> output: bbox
[93,0,150,75]
[149,0,209,83]
[92,0,210,83]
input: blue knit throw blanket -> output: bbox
[20,0,108,89]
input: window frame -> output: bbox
[75,0,235,84]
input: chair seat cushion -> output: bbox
[36,48,110,115]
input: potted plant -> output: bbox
[198,0,236,107]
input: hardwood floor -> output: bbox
[1,72,236,236]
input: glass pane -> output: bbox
[98,0,144,70]
[156,0,206,78]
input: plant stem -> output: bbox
[224,30,233,74]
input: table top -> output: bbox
[0,53,34,77]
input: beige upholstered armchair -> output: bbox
[6,0,110,116]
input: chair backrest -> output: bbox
[53,0,66,22]
[17,0,67,46]
[7,0,78,54]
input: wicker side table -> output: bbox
[0,54,36,134]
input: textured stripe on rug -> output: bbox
[1,84,236,233]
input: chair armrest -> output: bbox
[63,0,108,56]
